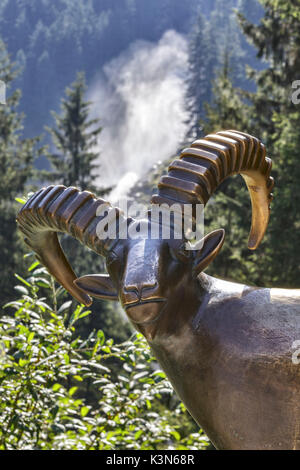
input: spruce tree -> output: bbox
[46,72,102,193]
[0,39,41,306]
[203,54,250,133]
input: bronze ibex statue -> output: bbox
[17,130,300,450]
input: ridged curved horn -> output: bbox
[151,130,274,250]
[16,185,130,306]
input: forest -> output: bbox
[0,0,300,450]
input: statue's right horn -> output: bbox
[151,130,274,249]
[16,185,129,306]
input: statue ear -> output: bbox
[74,274,118,301]
[192,229,225,277]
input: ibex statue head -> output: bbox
[17,131,300,450]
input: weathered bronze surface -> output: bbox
[16,130,300,450]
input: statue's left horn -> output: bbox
[16,185,129,306]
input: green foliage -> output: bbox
[203,57,251,133]
[0,265,209,450]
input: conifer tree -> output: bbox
[0,39,41,305]
[203,54,250,133]
[46,72,102,193]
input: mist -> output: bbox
[88,30,189,201]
